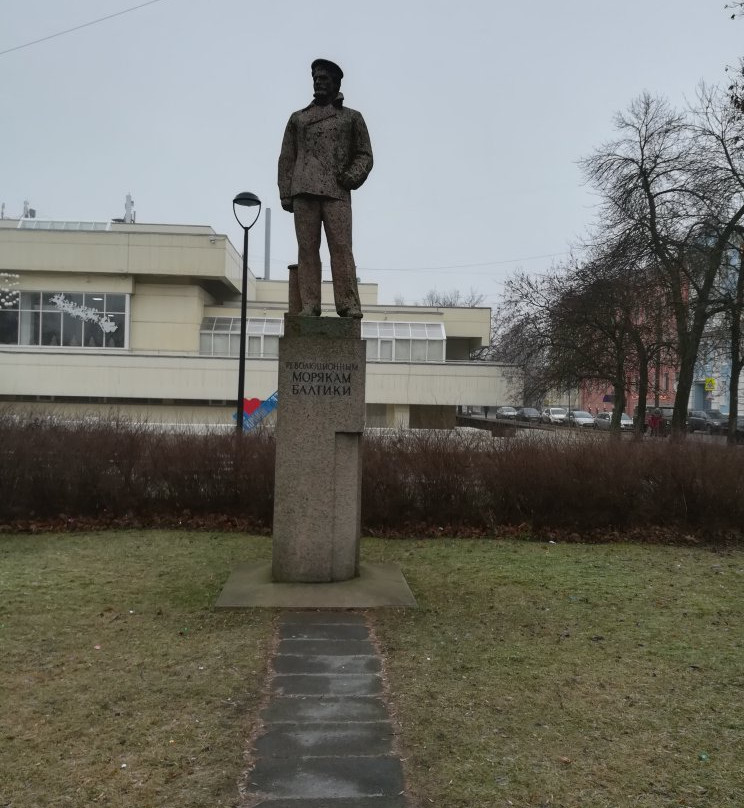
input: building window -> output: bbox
[0,291,127,348]
[17,220,112,231]
[362,321,446,362]
[199,317,283,357]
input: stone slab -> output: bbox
[272,673,383,697]
[281,611,369,625]
[278,638,375,657]
[254,798,408,808]
[255,722,396,758]
[249,756,405,799]
[277,640,375,656]
[261,696,389,724]
[214,562,417,609]
[273,654,381,675]
[279,623,371,640]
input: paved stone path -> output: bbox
[246,611,408,807]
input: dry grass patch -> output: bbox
[4,530,744,808]
[0,530,274,808]
[368,539,744,808]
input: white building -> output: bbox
[0,218,521,427]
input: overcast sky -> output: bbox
[2,1,741,306]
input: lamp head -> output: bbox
[232,191,262,230]
[233,191,261,208]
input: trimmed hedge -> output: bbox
[2,411,743,538]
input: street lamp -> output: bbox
[233,191,262,432]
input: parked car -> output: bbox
[541,407,567,425]
[594,411,634,431]
[567,410,595,428]
[687,409,728,434]
[495,406,518,419]
[515,407,541,423]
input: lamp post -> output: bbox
[232,191,262,432]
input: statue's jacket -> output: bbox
[278,96,373,202]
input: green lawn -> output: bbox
[0,531,275,808]
[2,532,743,808]
[369,539,744,808]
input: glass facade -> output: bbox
[199,318,446,362]
[0,292,127,348]
[362,321,445,362]
[199,317,282,357]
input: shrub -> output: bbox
[360,431,744,537]
[0,410,274,527]
[2,411,744,539]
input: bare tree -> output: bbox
[724,0,744,430]
[549,270,635,424]
[727,59,743,115]
[494,258,637,418]
[725,4,743,137]
[491,270,565,405]
[558,245,677,434]
[583,91,744,437]
[710,230,744,441]
[471,306,512,360]
[493,248,677,433]
[689,86,744,436]
[727,239,744,439]
[579,223,680,433]
[418,288,486,307]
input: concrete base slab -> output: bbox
[277,638,375,656]
[262,696,390,724]
[280,622,370,640]
[214,562,417,609]
[271,672,383,697]
[249,756,405,799]
[256,722,395,757]
[273,654,381,675]
[254,797,409,808]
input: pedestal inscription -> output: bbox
[272,315,366,583]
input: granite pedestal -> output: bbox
[272,315,365,583]
[215,314,416,608]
